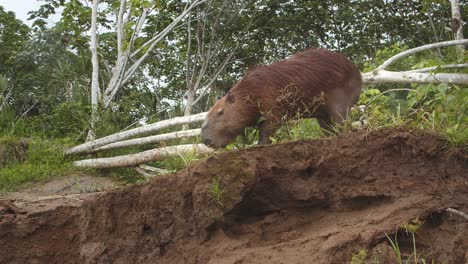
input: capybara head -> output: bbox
[201,92,257,149]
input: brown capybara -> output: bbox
[201,48,362,148]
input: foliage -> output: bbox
[275,119,325,143]
[361,82,467,147]
[107,167,147,185]
[0,137,75,192]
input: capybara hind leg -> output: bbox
[317,114,335,135]
[258,121,276,145]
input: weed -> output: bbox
[349,249,368,264]
[385,218,447,264]
[208,177,225,206]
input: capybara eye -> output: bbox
[217,109,224,116]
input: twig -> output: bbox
[446,208,468,220]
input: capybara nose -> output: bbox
[203,138,213,146]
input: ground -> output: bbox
[0,174,115,200]
[0,128,467,264]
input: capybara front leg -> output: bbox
[258,120,276,145]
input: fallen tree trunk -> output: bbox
[73,144,213,168]
[91,129,201,153]
[66,112,206,156]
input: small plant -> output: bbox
[385,218,447,264]
[349,249,368,264]
[208,177,225,206]
[385,232,403,264]
[400,218,424,264]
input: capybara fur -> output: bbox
[201,48,362,148]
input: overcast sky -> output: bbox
[0,0,60,26]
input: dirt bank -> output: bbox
[0,128,467,264]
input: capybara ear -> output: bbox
[226,93,235,104]
[216,95,222,100]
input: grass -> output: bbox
[0,136,75,192]
[385,218,448,264]
[208,177,225,206]
[350,218,447,264]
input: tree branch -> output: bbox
[376,39,468,70]
[362,70,468,85]
[405,63,468,73]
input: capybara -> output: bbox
[201,48,362,148]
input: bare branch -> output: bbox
[376,39,468,70]
[191,51,235,106]
[130,0,209,59]
[129,7,149,49]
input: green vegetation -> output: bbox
[208,177,226,206]
[349,249,368,264]
[0,1,466,191]
[384,218,447,264]
[349,218,447,264]
[0,136,74,192]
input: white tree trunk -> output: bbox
[87,0,100,141]
[66,112,207,155]
[362,70,468,85]
[73,144,213,168]
[92,128,201,152]
[451,0,465,61]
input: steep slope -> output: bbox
[1,128,467,264]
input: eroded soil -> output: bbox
[0,128,467,264]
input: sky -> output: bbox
[0,0,60,26]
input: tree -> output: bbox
[178,0,256,116]
[88,0,100,141]
[450,0,465,60]
[100,0,209,108]
[0,6,30,111]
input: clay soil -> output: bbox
[0,128,467,264]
